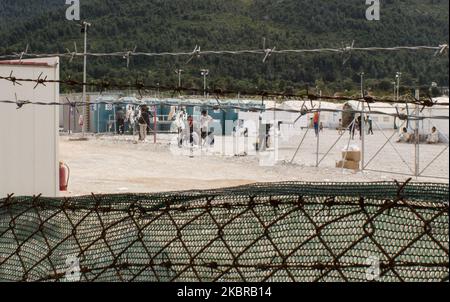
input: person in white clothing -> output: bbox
[427,127,440,144]
[175,109,187,147]
[126,106,135,134]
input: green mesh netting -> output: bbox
[0,181,448,282]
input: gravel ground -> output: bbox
[60,129,449,196]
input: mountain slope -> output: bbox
[0,0,448,94]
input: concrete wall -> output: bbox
[0,58,59,197]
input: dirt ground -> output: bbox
[60,129,449,196]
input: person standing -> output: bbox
[338,119,344,135]
[313,112,320,137]
[143,105,152,135]
[138,106,150,142]
[367,115,374,135]
[356,116,362,139]
[116,107,125,135]
[200,110,214,146]
[126,106,134,134]
[187,115,193,140]
[175,109,187,147]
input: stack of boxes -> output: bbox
[336,150,361,170]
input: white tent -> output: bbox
[262,100,342,129]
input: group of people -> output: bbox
[114,105,443,147]
[348,116,374,139]
[397,126,440,144]
[115,105,217,146]
[175,109,215,148]
[115,105,153,141]
[317,113,374,139]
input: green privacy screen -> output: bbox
[0,181,448,282]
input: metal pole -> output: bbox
[154,104,157,144]
[291,126,310,164]
[97,102,99,134]
[396,72,402,102]
[82,22,89,137]
[177,69,183,89]
[415,89,420,177]
[273,100,277,158]
[113,106,116,135]
[360,72,365,171]
[68,105,71,135]
[201,69,209,98]
[204,74,207,98]
[315,90,322,167]
[393,82,396,100]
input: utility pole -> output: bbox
[200,69,209,98]
[81,21,91,137]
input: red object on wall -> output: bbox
[59,162,70,191]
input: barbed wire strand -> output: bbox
[0,98,448,121]
[0,44,448,60]
[0,74,448,109]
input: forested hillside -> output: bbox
[0,0,448,94]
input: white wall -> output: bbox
[0,57,59,197]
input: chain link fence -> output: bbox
[0,181,448,282]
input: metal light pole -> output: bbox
[81,21,91,137]
[201,69,209,98]
[392,81,396,99]
[392,80,398,129]
[175,69,183,89]
[396,72,402,101]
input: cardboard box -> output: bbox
[342,151,361,162]
[336,160,360,170]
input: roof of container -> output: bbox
[0,60,54,67]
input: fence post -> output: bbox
[154,103,158,144]
[360,72,365,172]
[315,92,322,167]
[415,89,420,177]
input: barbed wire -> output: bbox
[0,97,448,121]
[0,44,448,62]
[1,73,448,110]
